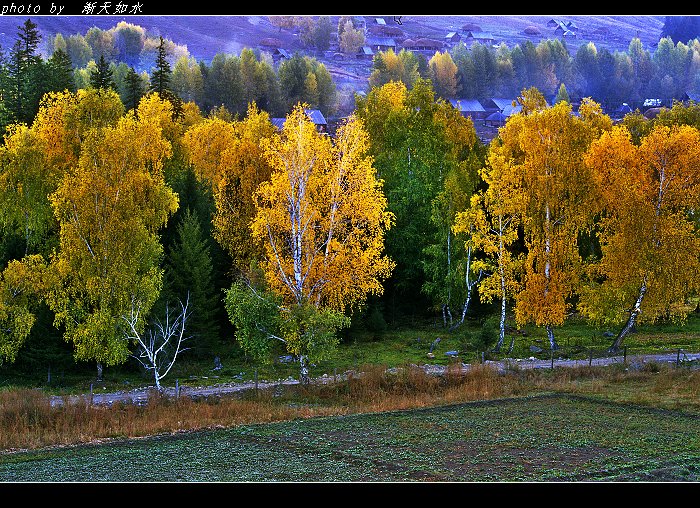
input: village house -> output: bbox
[445,31,461,45]
[482,97,522,118]
[271,109,328,134]
[462,30,496,47]
[259,37,290,62]
[449,98,487,120]
[357,45,374,59]
[365,36,397,53]
[400,37,445,54]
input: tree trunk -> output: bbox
[493,289,507,352]
[507,334,515,355]
[451,245,480,331]
[546,325,559,350]
[299,354,310,385]
[96,361,103,382]
[493,231,508,352]
[609,279,647,352]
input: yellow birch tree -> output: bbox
[454,148,524,352]
[46,98,178,377]
[495,89,611,349]
[581,123,700,351]
[226,104,394,383]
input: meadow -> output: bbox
[2,389,700,481]
[2,315,700,482]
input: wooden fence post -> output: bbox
[175,379,180,399]
[550,349,554,369]
[589,349,593,367]
[623,347,627,365]
[677,349,681,368]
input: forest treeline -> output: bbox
[4,17,700,131]
[2,18,700,382]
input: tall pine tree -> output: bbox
[89,54,115,91]
[124,66,145,111]
[46,48,75,93]
[162,207,220,357]
[149,36,182,117]
[8,19,43,124]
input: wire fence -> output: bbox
[476,345,700,371]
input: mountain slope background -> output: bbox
[0,15,667,66]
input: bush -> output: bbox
[458,316,500,353]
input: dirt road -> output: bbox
[48,351,700,408]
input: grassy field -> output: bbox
[1,314,700,482]
[3,312,700,396]
[1,392,699,482]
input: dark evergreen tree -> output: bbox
[46,48,75,93]
[0,44,13,131]
[89,54,115,90]
[124,66,145,111]
[7,19,43,124]
[148,35,183,117]
[162,208,221,357]
[149,36,171,95]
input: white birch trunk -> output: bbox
[544,204,559,350]
[299,354,310,385]
[610,278,647,352]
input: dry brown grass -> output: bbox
[2,363,699,453]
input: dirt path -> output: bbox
[48,351,700,408]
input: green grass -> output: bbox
[4,312,700,396]
[1,393,698,481]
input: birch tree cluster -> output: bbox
[3,21,700,384]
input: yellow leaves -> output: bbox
[184,103,278,269]
[46,95,178,365]
[136,92,183,146]
[428,51,458,98]
[0,255,49,363]
[487,95,613,330]
[582,122,700,326]
[183,116,238,186]
[251,105,393,312]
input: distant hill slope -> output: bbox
[0,15,667,64]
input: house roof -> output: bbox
[402,37,444,49]
[270,109,327,130]
[445,31,458,38]
[375,18,386,25]
[485,111,507,122]
[464,31,495,40]
[449,99,486,113]
[489,98,517,111]
[304,109,327,125]
[359,46,374,55]
[366,36,397,47]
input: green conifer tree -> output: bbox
[163,208,220,357]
